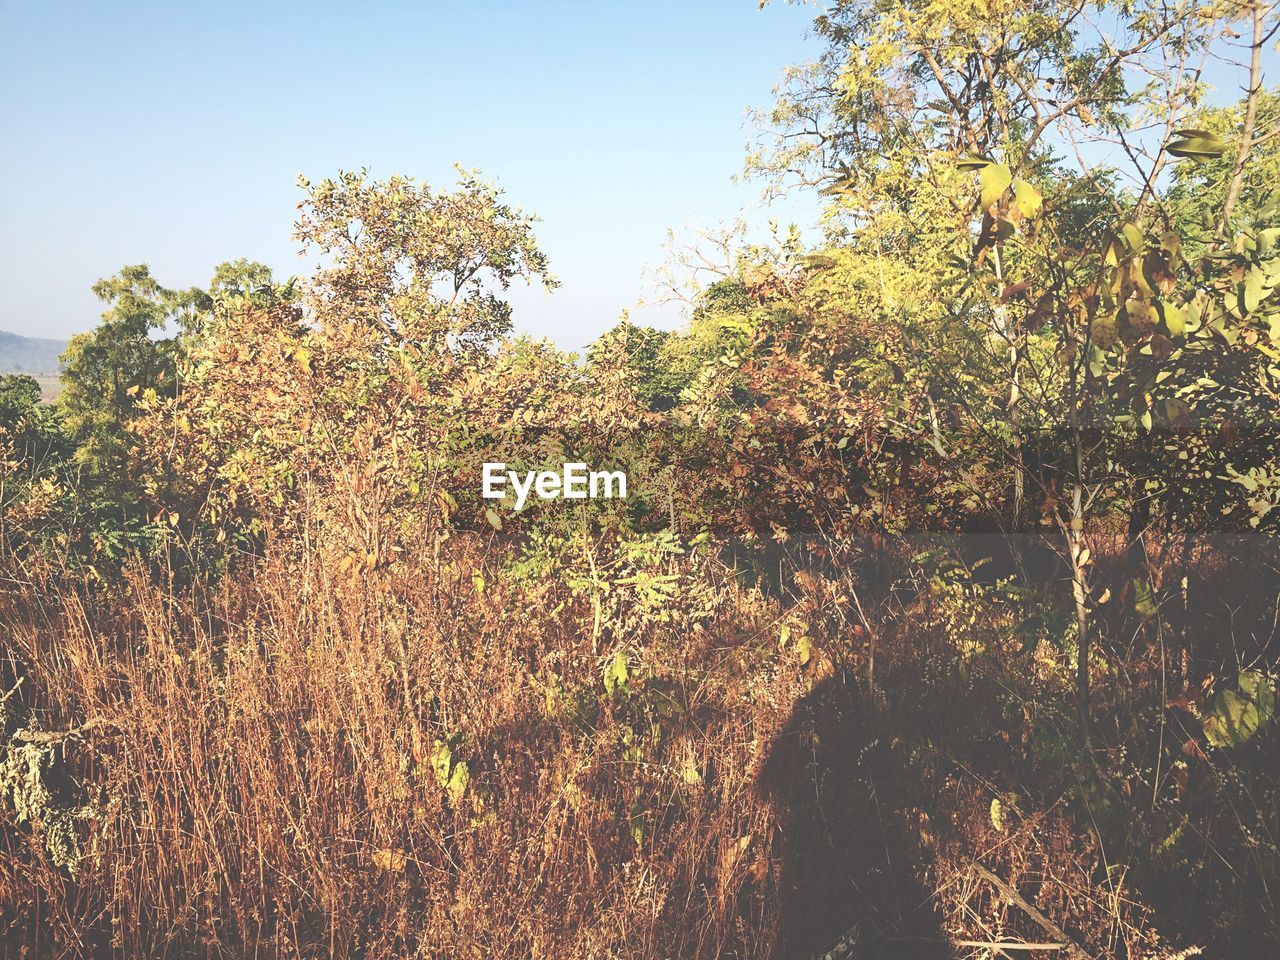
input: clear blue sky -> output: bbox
[0,0,822,349]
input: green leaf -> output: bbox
[1133,577,1157,618]
[447,760,470,804]
[1121,222,1145,252]
[430,739,452,785]
[1166,134,1229,161]
[1205,691,1258,746]
[1239,265,1270,316]
[604,650,630,694]
[957,153,993,171]
[1240,670,1276,719]
[484,507,503,530]
[1203,671,1275,748]
[979,162,1012,212]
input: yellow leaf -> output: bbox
[485,508,503,530]
[1121,222,1145,252]
[603,650,630,693]
[794,634,812,666]
[430,739,452,786]
[990,796,1005,832]
[447,761,470,804]
[979,162,1012,212]
[1162,301,1187,338]
[1012,179,1042,219]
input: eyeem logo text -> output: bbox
[482,462,627,510]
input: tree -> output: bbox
[48,261,282,563]
[130,171,561,563]
[0,375,43,427]
[294,167,557,351]
[205,257,296,315]
[753,0,1279,731]
[58,264,201,475]
[588,319,701,412]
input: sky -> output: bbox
[0,0,824,350]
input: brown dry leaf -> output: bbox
[1181,739,1210,764]
[372,848,408,873]
[717,833,753,891]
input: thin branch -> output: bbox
[1219,2,1269,233]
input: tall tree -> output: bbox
[755,0,1278,728]
[59,264,203,475]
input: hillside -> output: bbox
[0,328,67,375]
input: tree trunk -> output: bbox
[1218,2,1266,233]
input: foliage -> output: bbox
[3,3,1280,955]
[58,265,201,475]
[294,167,557,350]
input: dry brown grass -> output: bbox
[1,531,1275,959]
[0,537,795,959]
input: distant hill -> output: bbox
[0,329,68,376]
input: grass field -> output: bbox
[34,375,61,403]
